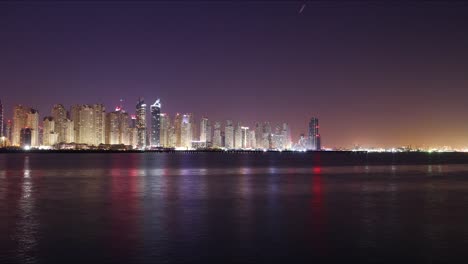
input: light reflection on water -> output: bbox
[1,153,468,263]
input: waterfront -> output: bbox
[1,152,468,263]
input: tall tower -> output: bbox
[12,105,29,146]
[136,98,147,149]
[52,104,67,143]
[200,117,209,143]
[174,113,182,147]
[241,126,249,149]
[308,117,321,150]
[234,122,242,149]
[0,99,3,137]
[26,109,40,146]
[181,113,193,149]
[42,116,58,146]
[212,121,222,148]
[159,113,170,147]
[150,99,161,147]
[224,120,234,149]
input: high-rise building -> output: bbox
[282,123,292,150]
[70,105,81,143]
[212,121,222,148]
[308,117,321,150]
[262,122,272,149]
[26,109,39,147]
[174,113,182,147]
[168,125,176,148]
[52,104,67,143]
[73,104,106,146]
[248,130,256,149]
[12,105,29,146]
[20,128,32,147]
[224,120,234,149]
[150,99,161,147]
[136,98,147,149]
[200,117,209,143]
[206,120,212,145]
[254,122,262,148]
[5,120,12,143]
[93,104,106,145]
[160,113,170,147]
[241,126,249,149]
[181,113,193,149]
[0,99,3,138]
[234,122,242,149]
[43,117,58,146]
[63,119,75,143]
[271,125,284,150]
[106,112,120,145]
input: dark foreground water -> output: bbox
[1,152,468,263]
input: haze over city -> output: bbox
[1,2,468,148]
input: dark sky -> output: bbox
[1,1,468,148]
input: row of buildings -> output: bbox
[0,98,321,150]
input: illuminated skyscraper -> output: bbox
[26,109,39,147]
[174,113,182,147]
[248,130,256,149]
[241,126,249,149]
[282,123,292,150]
[271,125,284,150]
[224,120,234,149]
[254,122,262,148]
[200,117,209,143]
[160,113,170,147]
[93,104,106,145]
[106,112,120,145]
[42,117,58,146]
[234,122,242,149]
[5,120,12,143]
[262,122,272,149]
[308,117,321,150]
[63,119,74,143]
[205,120,212,145]
[181,113,193,149]
[150,99,161,147]
[136,98,147,149]
[12,105,29,146]
[212,121,222,148]
[52,104,67,143]
[0,99,3,137]
[70,105,81,143]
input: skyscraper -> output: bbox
[26,109,39,147]
[200,117,209,143]
[262,122,272,149]
[12,105,29,146]
[224,120,234,149]
[181,113,193,149]
[150,99,161,147]
[174,113,182,147]
[234,122,242,149]
[70,105,81,143]
[136,98,147,149]
[282,123,292,150]
[241,126,249,149]
[308,117,321,150]
[160,113,170,147]
[212,121,222,148]
[205,120,212,145]
[0,99,3,138]
[52,104,67,143]
[42,117,58,146]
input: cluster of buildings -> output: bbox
[0,98,322,151]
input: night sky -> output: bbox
[1,1,468,148]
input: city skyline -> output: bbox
[1,2,468,148]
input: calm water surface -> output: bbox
[1,153,468,263]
